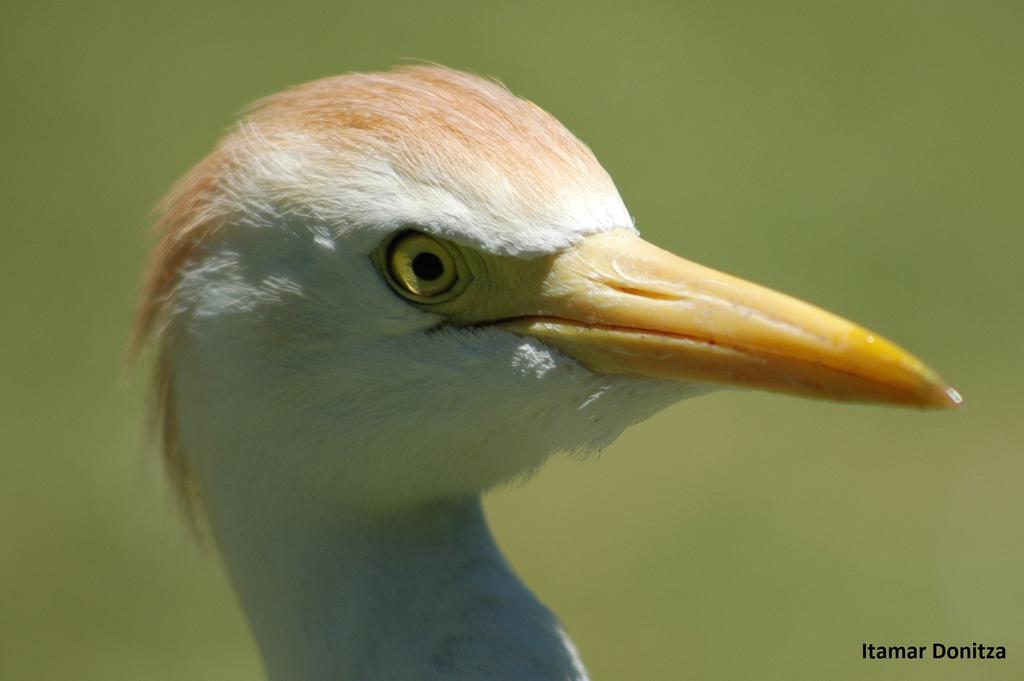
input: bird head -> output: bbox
[136,66,958,521]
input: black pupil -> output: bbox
[412,252,445,281]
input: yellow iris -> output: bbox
[385,232,462,302]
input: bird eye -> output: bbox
[385,232,461,301]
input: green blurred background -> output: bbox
[2,1,1021,679]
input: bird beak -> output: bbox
[498,229,960,408]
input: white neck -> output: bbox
[207,493,589,681]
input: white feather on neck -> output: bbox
[207,491,589,681]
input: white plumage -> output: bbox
[136,66,957,680]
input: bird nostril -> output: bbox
[412,252,445,281]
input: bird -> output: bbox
[134,65,960,681]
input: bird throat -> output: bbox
[210,494,590,681]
